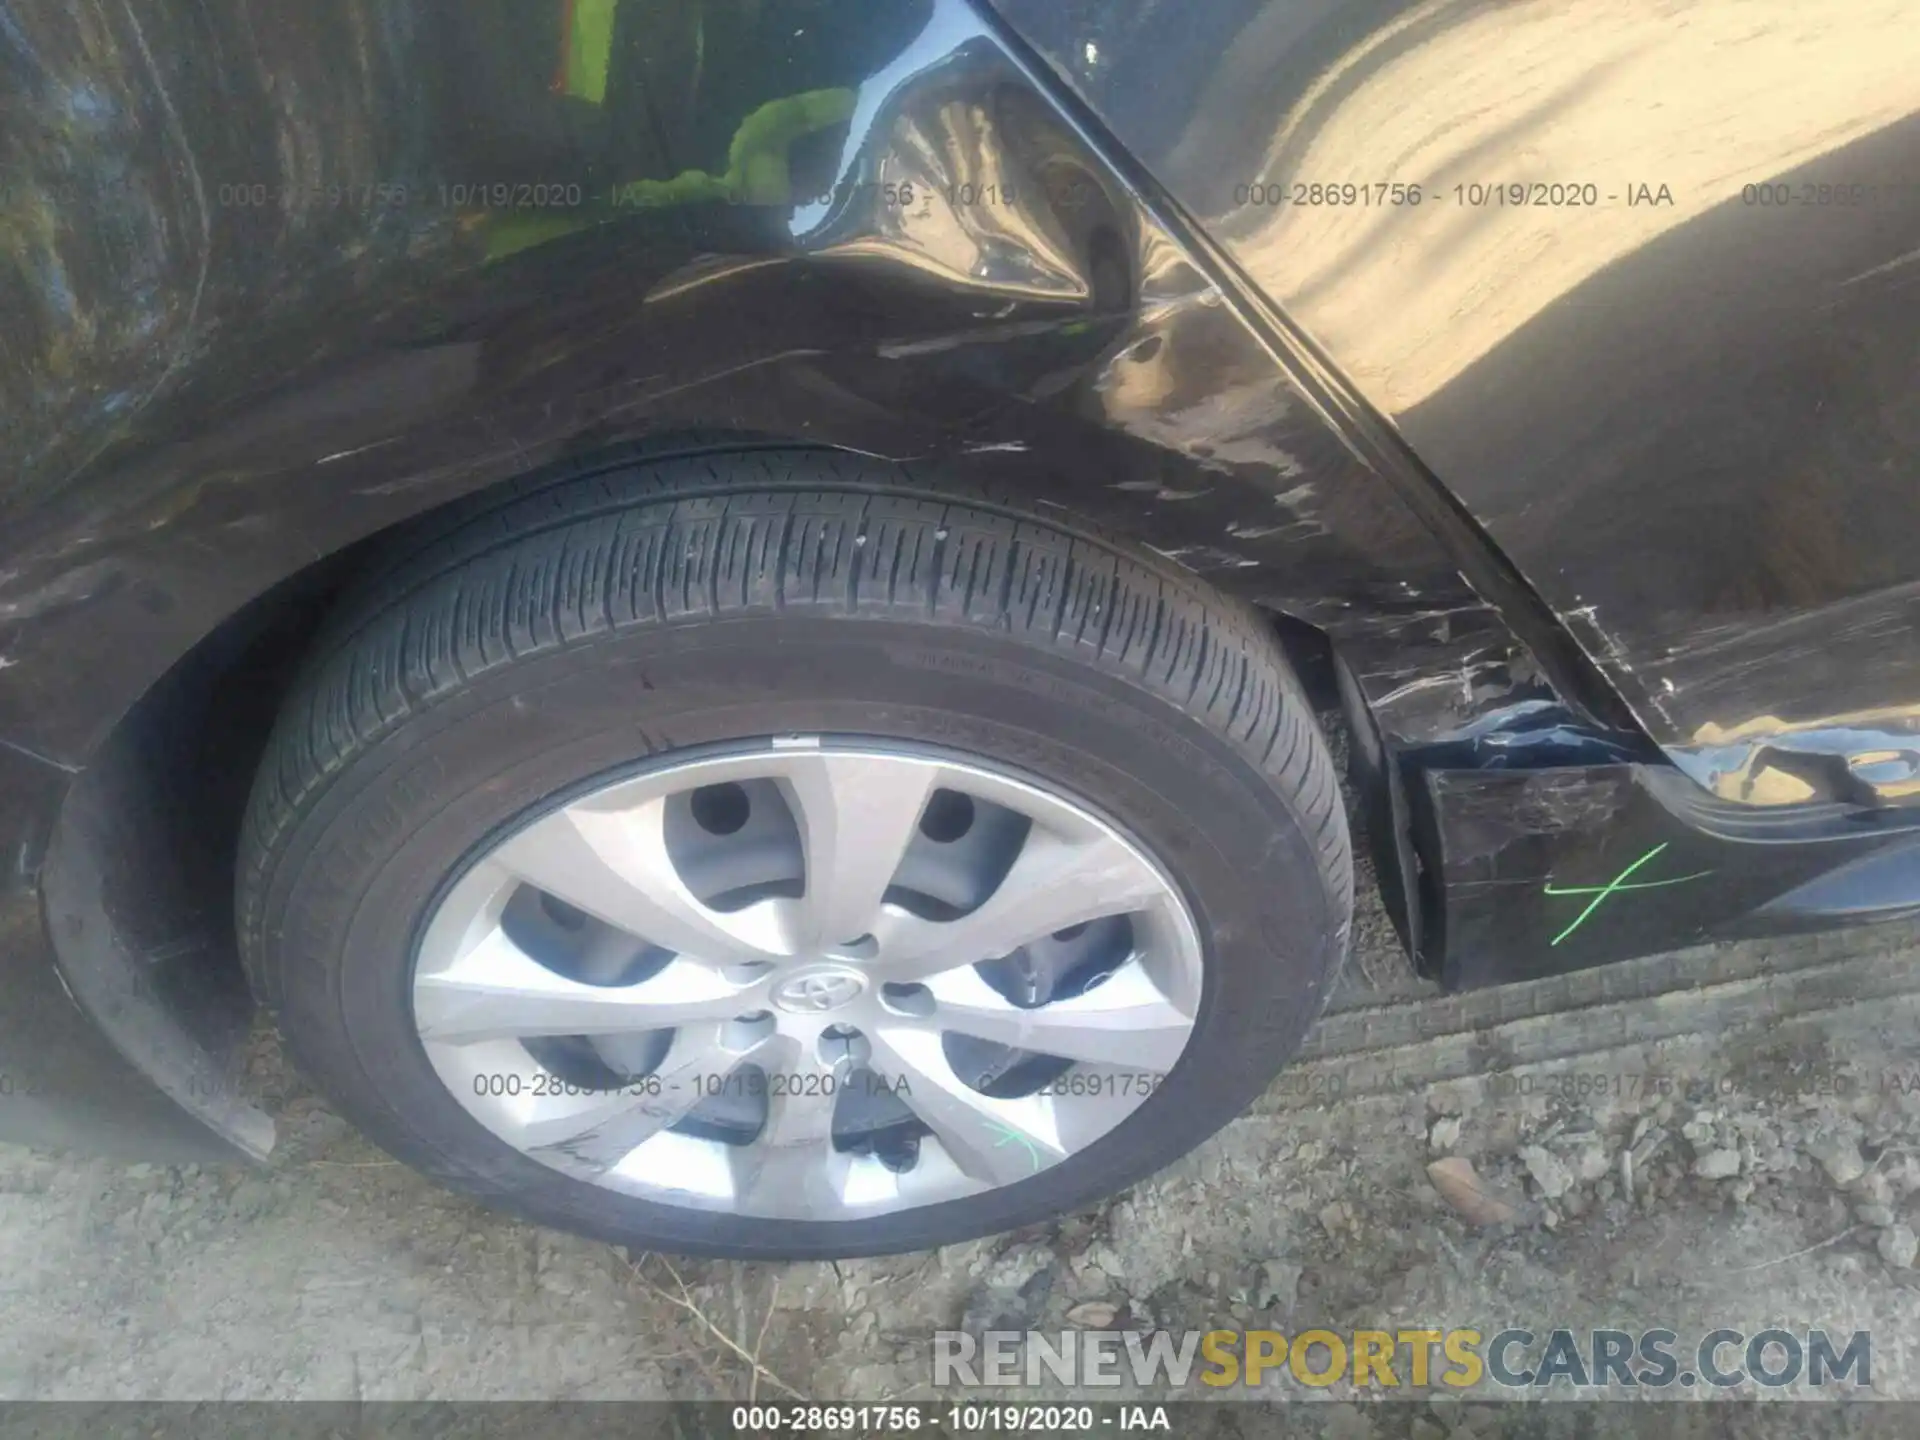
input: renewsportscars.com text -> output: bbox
[933,1326,1872,1391]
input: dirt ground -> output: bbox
[7,850,1920,1417]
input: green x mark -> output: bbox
[985,1118,1044,1173]
[1542,842,1712,947]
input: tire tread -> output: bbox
[238,452,1351,1006]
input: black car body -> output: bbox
[2,0,1917,1246]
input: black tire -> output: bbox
[237,450,1351,1258]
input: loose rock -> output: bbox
[1521,1145,1574,1200]
[1878,1224,1918,1269]
[1694,1149,1742,1180]
[1427,1157,1519,1227]
[1254,1260,1301,1314]
[1854,1171,1894,1208]
[1814,1139,1867,1188]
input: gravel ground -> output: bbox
[7,860,1920,1415]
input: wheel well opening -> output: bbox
[36,432,817,1144]
[39,550,369,1152]
[40,435,1385,1150]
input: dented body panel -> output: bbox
[0,0,1580,767]
[1428,765,1920,991]
[1,0,1918,1154]
[992,0,1920,806]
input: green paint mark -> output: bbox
[559,0,620,105]
[482,86,857,263]
[986,1118,1044,1173]
[1543,843,1709,947]
[604,89,858,209]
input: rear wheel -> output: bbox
[238,452,1350,1258]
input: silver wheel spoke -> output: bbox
[867,1026,1070,1186]
[756,1070,842,1150]
[521,1025,755,1175]
[729,1037,850,1213]
[493,799,783,963]
[776,752,938,949]
[731,1135,855,1216]
[882,830,1167,983]
[920,960,1193,1071]
[415,931,761,1045]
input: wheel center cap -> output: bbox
[770,965,867,1014]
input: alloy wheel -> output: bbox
[410,740,1204,1220]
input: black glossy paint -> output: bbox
[993,0,1920,806]
[0,0,1915,1155]
[1,0,1580,1152]
[0,0,1568,766]
[1429,765,1920,991]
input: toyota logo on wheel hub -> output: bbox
[770,966,867,1014]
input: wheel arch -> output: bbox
[0,0,1635,1159]
[31,432,1364,1156]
